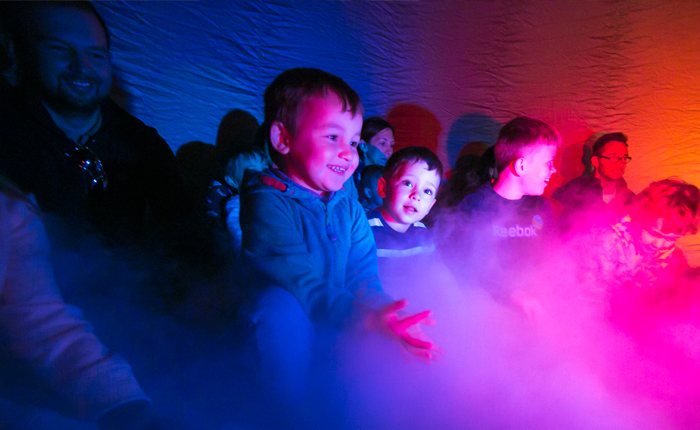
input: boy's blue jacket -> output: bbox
[240,168,393,328]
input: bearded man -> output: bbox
[0,2,185,243]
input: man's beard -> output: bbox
[42,84,107,116]
[30,71,110,117]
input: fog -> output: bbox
[18,211,700,430]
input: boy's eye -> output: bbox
[402,180,413,187]
[327,135,338,141]
[351,141,359,148]
[425,189,433,196]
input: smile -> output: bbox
[67,80,95,89]
[62,75,98,89]
[328,165,346,173]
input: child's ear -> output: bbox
[377,177,388,199]
[363,187,372,199]
[513,157,526,176]
[270,121,291,155]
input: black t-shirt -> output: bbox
[450,183,554,298]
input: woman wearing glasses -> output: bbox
[553,132,635,234]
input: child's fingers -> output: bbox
[381,299,408,315]
[421,316,437,326]
[404,344,441,364]
[431,345,445,356]
[395,310,432,330]
[401,335,434,350]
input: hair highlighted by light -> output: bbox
[629,179,700,236]
[494,116,561,173]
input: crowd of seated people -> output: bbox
[0,2,699,429]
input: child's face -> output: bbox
[520,142,557,196]
[638,218,682,255]
[368,128,395,160]
[379,160,439,232]
[282,93,361,195]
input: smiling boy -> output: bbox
[445,116,561,300]
[239,69,438,392]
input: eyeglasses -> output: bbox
[596,155,632,164]
[67,145,108,190]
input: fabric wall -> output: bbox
[97,0,700,263]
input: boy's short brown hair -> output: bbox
[629,179,700,236]
[494,116,561,173]
[264,68,363,139]
[384,146,443,186]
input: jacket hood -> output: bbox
[242,168,348,212]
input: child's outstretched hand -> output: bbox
[367,299,442,363]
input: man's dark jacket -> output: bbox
[552,173,634,233]
[0,88,186,241]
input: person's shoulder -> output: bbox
[242,169,320,216]
[553,174,599,199]
[560,173,596,189]
[102,100,169,141]
[241,169,291,199]
[552,177,575,200]
[102,99,151,129]
[458,183,488,206]
[100,99,174,156]
[239,170,301,229]
[617,178,635,198]
[458,183,496,213]
[366,208,384,225]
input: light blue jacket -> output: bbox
[240,169,393,328]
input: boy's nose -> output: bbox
[338,141,356,161]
